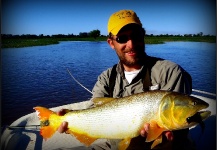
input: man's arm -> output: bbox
[167,67,192,94]
[151,60,192,94]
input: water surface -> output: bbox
[2,41,216,125]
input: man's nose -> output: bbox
[126,38,135,49]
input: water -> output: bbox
[1,41,216,126]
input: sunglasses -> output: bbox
[112,32,144,44]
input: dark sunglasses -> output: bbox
[112,32,144,44]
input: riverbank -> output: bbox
[2,36,216,48]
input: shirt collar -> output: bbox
[116,55,148,79]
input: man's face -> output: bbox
[107,25,145,67]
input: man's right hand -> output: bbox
[140,123,174,141]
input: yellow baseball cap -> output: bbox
[108,10,142,35]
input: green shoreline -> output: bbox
[2,36,216,48]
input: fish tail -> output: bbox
[34,106,61,140]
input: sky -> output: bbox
[1,0,216,36]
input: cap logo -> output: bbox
[116,11,132,19]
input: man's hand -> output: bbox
[140,123,174,141]
[57,109,69,133]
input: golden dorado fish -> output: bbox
[34,91,211,149]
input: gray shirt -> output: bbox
[92,56,192,98]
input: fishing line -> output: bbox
[66,68,93,94]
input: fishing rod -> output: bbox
[192,89,216,97]
[6,125,40,130]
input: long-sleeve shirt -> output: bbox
[92,55,192,98]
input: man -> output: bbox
[58,10,193,150]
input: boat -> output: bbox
[1,90,216,150]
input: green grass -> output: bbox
[1,36,216,48]
[2,38,59,48]
[1,37,107,48]
[144,36,216,44]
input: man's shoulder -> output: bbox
[148,56,180,68]
[98,66,114,78]
[156,59,180,69]
[148,56,183,73]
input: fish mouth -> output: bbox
[187,111,211,123]
[187,111,211,132]
[198,111,211,120]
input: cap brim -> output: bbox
[110,21,141,35]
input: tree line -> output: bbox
[1,29,102,39]
[1,29,215,39]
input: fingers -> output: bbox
[56,109,71,134]
[57,109,70,116]
[57,121,68,133]
[164,131,173,141]
[140,123,150,137]
[140,123,173,141]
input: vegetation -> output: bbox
[1,30,216,48]
[144,34,216,44]
[88,29,100,39]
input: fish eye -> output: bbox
[186,117,191,123]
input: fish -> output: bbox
[34,90,211,150]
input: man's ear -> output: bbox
[107,38,115,49]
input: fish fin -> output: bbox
[146,121,166,142]
[92,97,115,107]
[34,106,60,139]
[151,135,163,149]
[118,138,131,150]
[70,131,97,146]
[34,106,54,120]
[40,126,57,140]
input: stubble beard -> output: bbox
[118,51,145,67]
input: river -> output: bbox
[1,41,216,126]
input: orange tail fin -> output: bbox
[34,106,61,140]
